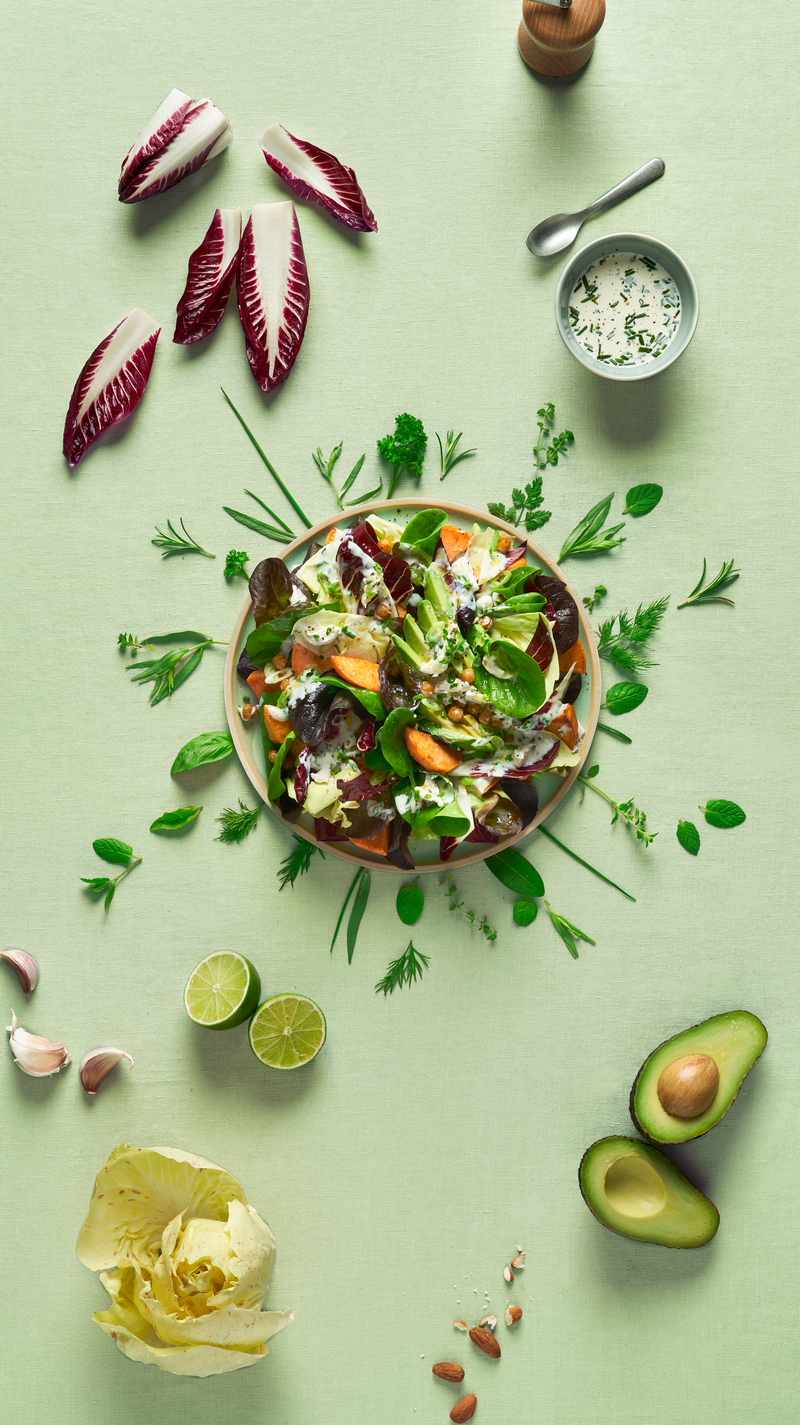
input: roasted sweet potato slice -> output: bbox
[292,643,333,675]
[247,669,269,700]
[548,704,579,751]
[404,726,461,773]
[558,639,586,675]
[440,525,470,563]
[263,706,293,744]
[348,824,390,856]
[325,526,339,545]
[330,655,381,693]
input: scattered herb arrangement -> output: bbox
[487,475,551,532]
[678,558,740,608]
[152,519,214,559]
[677,819,700,855]
[700,799,746,828]
[81,838,141,912]
[222,389,312,528]
[537,825,635,900]
[437,429,476,481]
[397,878,424,926]
[224,487,296,544]
[578,766,657,845]
[602,681,648,715]
[171,731,234,774]
[583,584,606,613]
[330,868,372,962]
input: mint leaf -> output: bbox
[700,799,746,828]
[623,483,663,517]
[677,820,700,855]
[396,879,424,926]
[513,898,538,926]
[92,838,133,865]
[603,682,648,715]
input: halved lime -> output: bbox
[248,994,327,1069]
[184,952,261,1030]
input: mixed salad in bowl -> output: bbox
[234,506,591,870]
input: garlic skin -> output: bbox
[7,1012,70,1077]
[1,948,39,994]
[79,1047,134,1095]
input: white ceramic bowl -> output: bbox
[555,232,699,382]
[224,499,600,873]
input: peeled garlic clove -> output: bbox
[79,1047,134,1095]
[7,1012,69,1076]
[1,948,39,994]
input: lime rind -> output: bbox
[184,952,261,1030]
[248,994,327,1070]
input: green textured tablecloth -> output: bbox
[2,2,798,1421]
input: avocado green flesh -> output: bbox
[579,1136,719,1248]
[632,1011,767,1144]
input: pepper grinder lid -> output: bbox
[518,0,606,78]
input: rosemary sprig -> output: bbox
[595,598,669,673]
[152,519,214,558]
[537,825,635,900]
[440,874,497,940]
[678,558,740,609]
[224,488,295,543]
[215,800,262,843]
[123,632,227,705]
[437,429,476,480]
[278,834,324,887]
[375,941,430,995]
[533,402,573,468]
[224,550,249,580]
[578,767,657,845]
[545,901,595,959]
[221,388,312,528]
[582,584,607,613]
[558,494,625,561]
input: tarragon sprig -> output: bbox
[312,444,378,508]
[152,519,214,558]
[545,902,595,959]
[558,494,625,561]
[122,632,227,705]
[437,430,476,480]
[678,558,740,609]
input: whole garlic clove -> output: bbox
[78,1047,134,1095]
[1,948,39,994]
[7,1012,69,1076]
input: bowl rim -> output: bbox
[223,497,601,873]
[554,230,699,382]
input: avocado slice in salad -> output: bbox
[630,1011,767,1144]
[579,1136,719,1248]
[424,564,455,620]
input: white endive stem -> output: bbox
[1,948,39,994]
[7,1012,70,1077]
[79,1048,134,1095]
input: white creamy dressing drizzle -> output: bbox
[569,252,681,367]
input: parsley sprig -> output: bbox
[377,413,427,497]
[583,584,607,613]
[152,519,214,558]
[488,475,551,532]
[595,597,669,673]
[678,558,740,609]
[375,941,430,995]
[558,494,625,561]
[224,550,249,580]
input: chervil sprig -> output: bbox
[558,494,625,561]
[152,519,214,558]
[533,402,574,468]
[595,597,669,672]
[375,941,430,995]
[277,834,324,887]
[215,800,262,843]
[678,558,740,609]
[437,429,476,480]
[488,476,551,533]
[578,766,657,846]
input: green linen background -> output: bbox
[1,1,798,1421]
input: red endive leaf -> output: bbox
[259,124,377,233]
[174,207,242,344]
[63,309,161,467]
[236,202,310,394]
[119,91,233,204]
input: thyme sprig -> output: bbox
[221,388,312,528]
[545,902,596,959]
[437,429,476,480]
[152,519,214,559]
[440,874,497,940]
[375,941,430,995]
[533,402,573,468]
[278,834,324,887]
[579,766,657,845]
[595,597,669,673]
[678,558,740,609]
[558,494,625,561]
[216,800,262,843]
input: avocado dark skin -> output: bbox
[629,1010,767,1145]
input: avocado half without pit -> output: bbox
[579,1137,719,1248]
[630,1011,767,1144]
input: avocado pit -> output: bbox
[657,1053,719,1119]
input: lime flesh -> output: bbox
[184,952,261,1030]
[248,994,327,1069]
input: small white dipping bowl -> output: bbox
[555,232,699,382]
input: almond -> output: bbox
[503,1265,514,1282]
[469,1327,501,1359]
[453,1320,468,1332]
[450,1393,478,1423]
[511,1253,526,1270]
[505,1305,522,1327]
[432,1362,465,1383]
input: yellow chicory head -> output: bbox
[77,1145,293,1377]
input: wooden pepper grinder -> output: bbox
[518,0,606,78]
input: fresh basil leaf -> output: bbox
[379,708,417,778]
[104,883,116,912]
[677,819,700,855]
[486,848,545,899]
[513,897,538,926]
[473,639,546,718]
[396,878,424,926]
[268,732,297,803]
[400,509,447,560]
[150,806,202,832]
[92,837,132,865]
[363,747,393,774]
[246,603,337,666]
[81,877,112,891]
[171,731,234,775]
[603,681,648,715]
[624,483,663,517]
[347,869,371,963]
[318,676,387,722]
[700,799,746,828]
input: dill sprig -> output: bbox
[224,550,249,580]
[221,388,312,528]
[440,874,497,940]
[545,902,596,959]
[375,940,430,995]
[215,800,263,843]
[152,519,214,558]
[578,766,657,846]
[437,429,476,480]
[558,494,625,561]
[595,597,669,673]
[678,558,740,609]
[278,834,324,887]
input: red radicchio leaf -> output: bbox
[294,747,313,806]
[501,741,561,778]
[504,546,527,568]
[383,555,412,602]
[259,124,377,233]
[526,619,554,674]
[356,721,376,753]
[336,773,393,802]
[63,309,161,467]
[314,817,348,843]
[174,208,242,344]
[439,836,458,862]
[236,202,310,394]
[119,90,233,204]
[466,822,500,845]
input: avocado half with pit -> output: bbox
[579,1136,719,1248]
[630,1010,767,1145]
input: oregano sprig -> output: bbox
[578,766,657,845]
[81,839,141,912]
[440,874,497,940]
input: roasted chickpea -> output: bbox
[272,653,288,670]
[375,603,391,621]
[420,679,435,695]
[478,616,493,630]
[496,534,513,553]
[447,706,465,723]
[460,667,476,684]
[268,750,278,763]
[479,709,494,725]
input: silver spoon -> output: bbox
[526,158,665,257]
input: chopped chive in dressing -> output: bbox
[570,253,681,366]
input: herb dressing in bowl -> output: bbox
[568,252,680,368]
